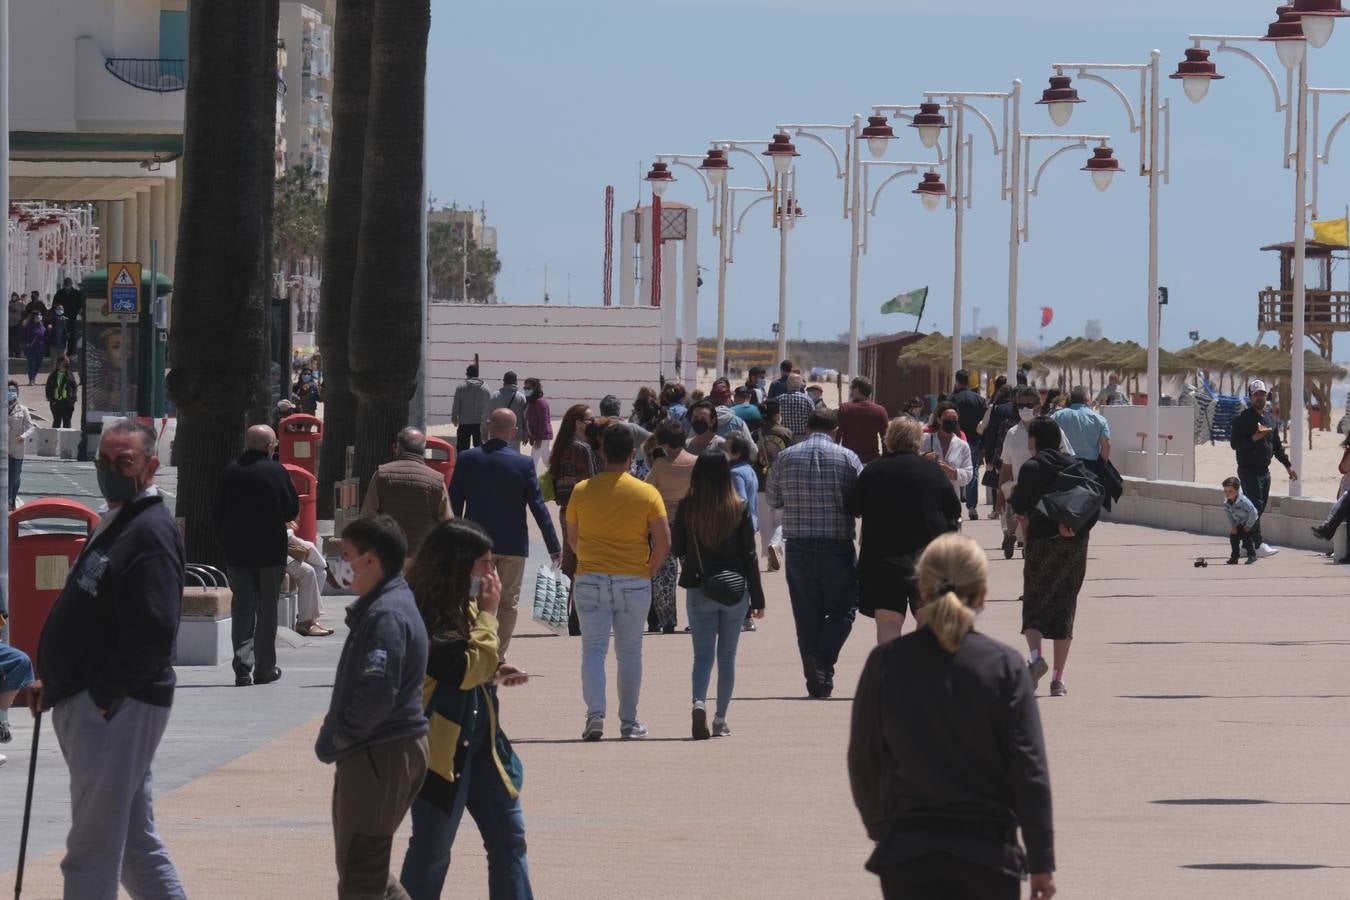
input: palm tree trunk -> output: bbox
[348,0,430,497]
[166,1,279,564]
[316,0,373,516]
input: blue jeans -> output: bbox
[963,436,982,511]
[25,346,42,383]
[783,538,858,675]
[400,709,533,900]
[574,573,651,727]
[686,588,750,719]
[1237,466,1272,515]
[8,456,21,506]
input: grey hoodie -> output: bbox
[485,385,528,442]
[451,378,491,426]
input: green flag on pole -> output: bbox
[881,287,928,316]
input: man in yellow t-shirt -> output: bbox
[565,423,670,742]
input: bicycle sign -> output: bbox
[108,261,142,316]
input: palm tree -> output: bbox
[347,0,430,495]
[166,1,280,563]
[315,0,373,516]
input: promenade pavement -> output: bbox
[2,509,1349,899]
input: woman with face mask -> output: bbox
[7,380,36,509]
[848,533,1056,900]
[685,401,725,455]
[398,518,534,900]
[921,401,973,507]
[22,312,46,386]
[292,367,321,415]
[522,378,552,472]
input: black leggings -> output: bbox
[50,401,74,429]
[879,854,1020,900]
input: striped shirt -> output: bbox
[767,433,862,541]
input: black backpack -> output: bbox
[1036,458,1105,532]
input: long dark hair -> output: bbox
[681,451,743,550]
[549,404,592,475]
[408,519,493,642]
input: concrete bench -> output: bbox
[179,586,232,666]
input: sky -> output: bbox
[425,0,1350,355]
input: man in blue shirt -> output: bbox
[450,408,562,659]
[767,359,794,399]
[730,386,764,436]
[1052,386,1112,462]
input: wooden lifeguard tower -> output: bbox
[1258,239,1349,429]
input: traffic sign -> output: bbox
[108,261,142,316]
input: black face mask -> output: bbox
[941,419,959,434]
[97,467,142,504]
[691,419,711,435]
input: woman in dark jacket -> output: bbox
[1010,416,1098,698]
[400,519,533,900]
[848,533,1056,900]
[671,451,766,740]
[846,416,961,644]
[44,354,79,428]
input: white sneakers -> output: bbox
[1256,543,1279,559]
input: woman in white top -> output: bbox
[7,380,36,510]
[922,401,974,501]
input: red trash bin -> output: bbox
[424,436,456,488]
[285,464,318,545]
[279,414,323,477]
[8,498,101,670]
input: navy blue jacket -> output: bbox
[315,573,429,763]
[449,439,561,558]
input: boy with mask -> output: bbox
[317,514,430,897]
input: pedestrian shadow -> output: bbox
[1122,694,1350,700]
[1154,798,1350,806]
[1182,863,1350,870]
[511,737,695,745]
[734,695,855,703]
[1109,639,1350,647]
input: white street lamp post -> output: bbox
[1044,51,1172,481]
[1177,2,1350,496]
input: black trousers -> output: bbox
[228,564,284,677]
[456,423,482,452]
[878,854,1020,900]
[50,401,75,428]
[1229,525,1256,559]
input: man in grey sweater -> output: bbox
[451,364,492,452]
[316,515,429,899]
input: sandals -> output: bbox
[295,621,335,637]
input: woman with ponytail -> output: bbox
[847,533,1057,900]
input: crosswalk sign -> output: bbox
[108,261,142,316]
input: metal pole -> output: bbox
[715,179,730,375]
[1006,81,1022,381]
[1291,54,1309,496]
[776,173,790,363]
[847,116,863,378]
[1147,50,1162,479]
[410,66,429,430]
[952,104,966,374]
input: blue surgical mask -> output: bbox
[302,373,312,383]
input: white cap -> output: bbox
[1249,379,1268,394]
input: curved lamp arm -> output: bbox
[716,144,774,191]
[1322,109,1350,164]
[1198,38,1288,113]
[659,157,717,205]
[860,161,921,254]
[733,192,773,235]
[781,127,847,180]
[1029,141,1088,198]
[941,99,1005,155]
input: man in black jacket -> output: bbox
[1229,379,1297,558]
[217,424,300,686]
[950,369,987,520]
[53,276,83,355]
[20,419,187,899]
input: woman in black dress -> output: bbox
[848,532,1056,900]
[846,417,961,643]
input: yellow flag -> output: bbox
[1312,217,1349,247]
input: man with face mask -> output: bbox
[1230,379,1297,558]
[317,514,429,899]
[216,425,301,686]
[53,276,83,356]
[18,420,188,899]
[998,388,1074,559]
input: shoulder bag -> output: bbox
[691,533,747,607]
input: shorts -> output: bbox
[0,642,35,692]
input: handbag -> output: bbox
[539,468,556,503]
[692,537,747,607]
[531,564,570,635]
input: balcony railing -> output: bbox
[104,58,186,92]
[1258,289,1350,329]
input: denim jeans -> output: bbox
[8,456,22,506]
[963,436,982,511]
[783,538,858,675]
[25,346,43,383]
[1237,466,1272,515]
[574,573,651,727]
[686,588,750,719]
[400,708,533,900]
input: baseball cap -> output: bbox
[276,399,296,413]
[1249,379,1268,394]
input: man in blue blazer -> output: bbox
[450,408,562,660]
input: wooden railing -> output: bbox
[1257,289,1350,329]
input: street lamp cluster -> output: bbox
[639,0,1350,493]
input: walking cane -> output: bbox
[14,710,41,900]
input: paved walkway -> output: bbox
[3,516,1349,899]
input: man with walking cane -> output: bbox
[16,419,187,900]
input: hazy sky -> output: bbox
[425,1,1350,353]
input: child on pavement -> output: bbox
[1222,476,1259,565]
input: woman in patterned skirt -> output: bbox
[645,419,696,633]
